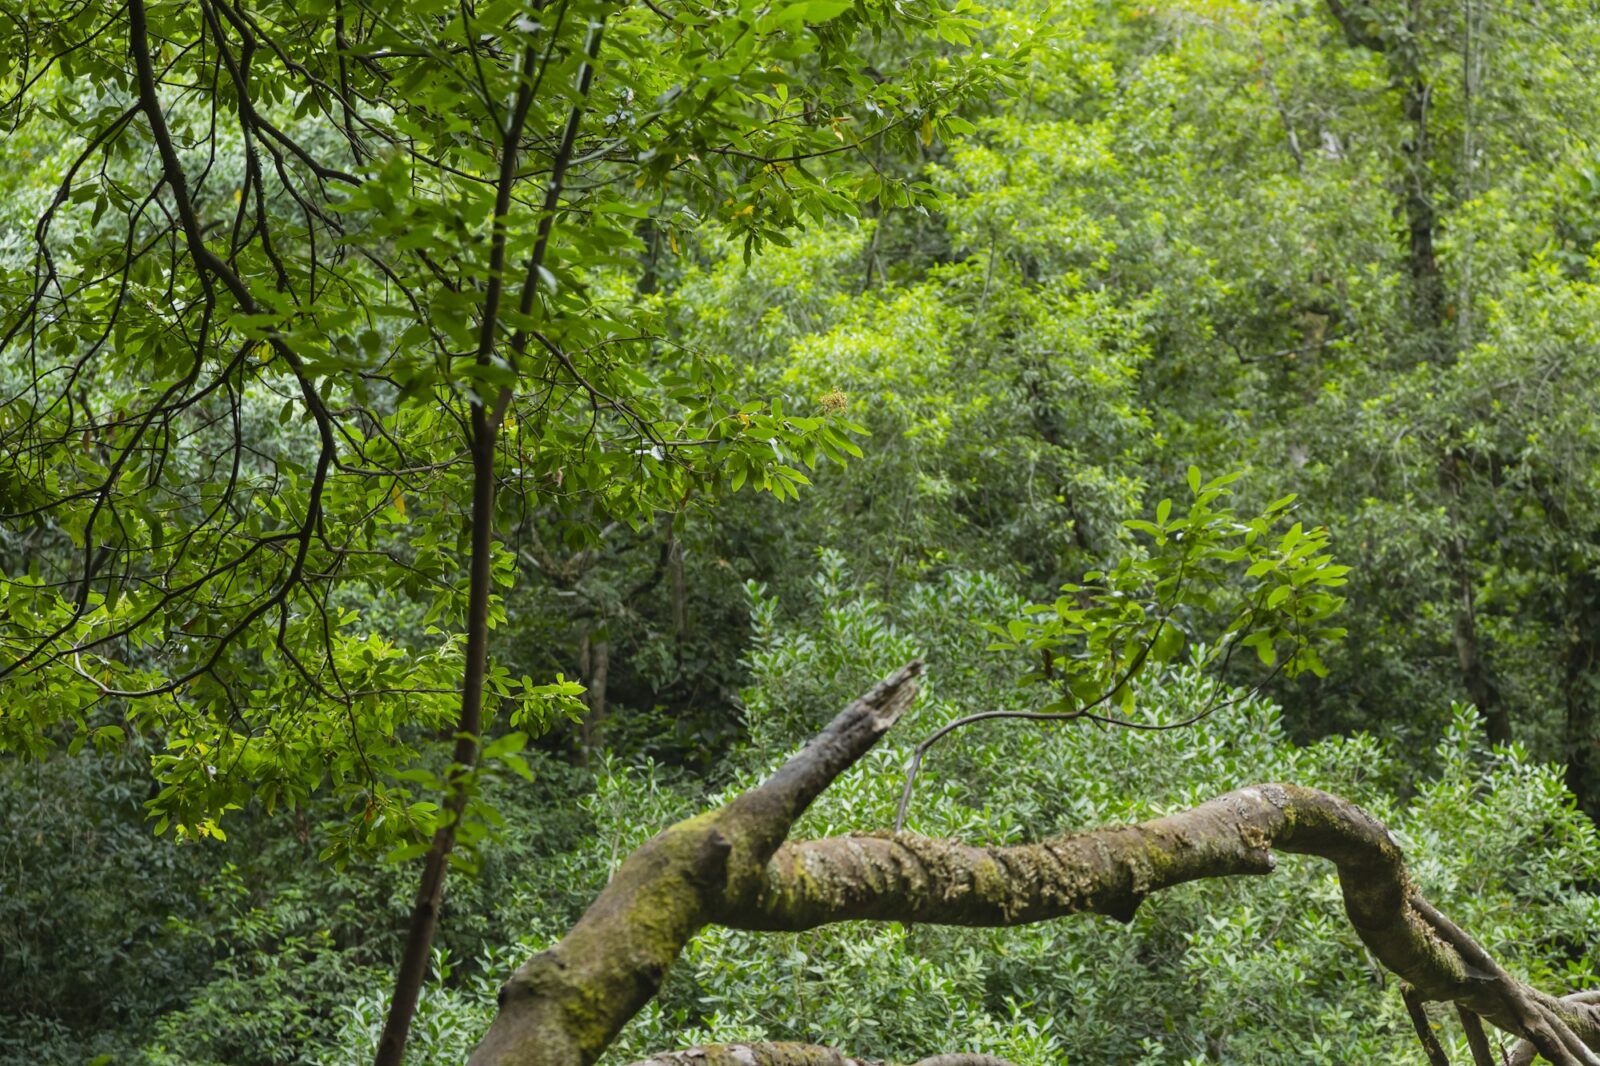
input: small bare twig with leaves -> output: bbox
[896,468,1350,829]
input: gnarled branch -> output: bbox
[469,662,926,1066]
[626,1046,876,1066]
[624,1046,1019,1066]
[468,663,1600,1066]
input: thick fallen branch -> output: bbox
[468,663,1600,1066]
[470,662,927,1066]
[625,1045,874,1066]
[622,1045,1018,1066]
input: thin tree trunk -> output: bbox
[374,16,607,1058]
[375,414,498,1066]
[1452,570,1506,743]
[1442,457,1507,743]
[1399,10,1505,744]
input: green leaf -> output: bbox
[482,731,529,760]
[385,841,434,864]
[1151,622,1184,663]
[790,0,854,20]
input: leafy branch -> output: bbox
[896,468,1351,830]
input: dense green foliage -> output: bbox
[8,561,1599,1063]
[8,0,1600,1061]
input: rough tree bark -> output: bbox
[466,663,1600,1066]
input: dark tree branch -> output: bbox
[1405,985,1454,1066]
[498,15,608,429]
[1457,1006,1497,1066]
[1324,0,1389,52]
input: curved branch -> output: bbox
[738,788,1600,1061]
[468,663,1600,1066]
[625,1047,1018,1066]
[625,1045,874,1066]
[1511,994,1600,1066]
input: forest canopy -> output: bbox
[4,0,1600,1063]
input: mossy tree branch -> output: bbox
[625,1046,878,1066]
[622,1044,1019,1066]
[468,662,927,1066]
[468,663,1600,1066]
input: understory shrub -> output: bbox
[332,557,1600,1065]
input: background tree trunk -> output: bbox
[1565,564,1600,820]
[581,632,610,753]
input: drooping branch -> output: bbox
[1511,994,1600,1065]
[468,663,1600,1066]
[1404,985,1454,1066]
